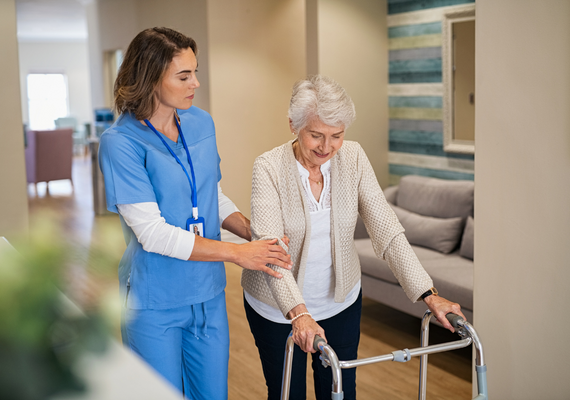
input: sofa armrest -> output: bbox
[383,185,399,205]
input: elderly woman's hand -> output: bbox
[288,304,326,353]
[423,295,466,333]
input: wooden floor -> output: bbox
[28,155,472,399]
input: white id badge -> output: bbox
[187,216,205,237]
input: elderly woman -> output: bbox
[241,75,464,400]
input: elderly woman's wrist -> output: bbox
[290,312,312,324]
[287,304,308,319]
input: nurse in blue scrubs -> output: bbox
[98,27,292,399]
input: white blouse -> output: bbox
[117,183,239,261]
[245,160,360,323]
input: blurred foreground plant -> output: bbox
[0,214,120,400]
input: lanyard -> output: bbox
[144,115,199,220]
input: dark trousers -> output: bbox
[244,291,362,400]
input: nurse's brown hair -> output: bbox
[114,27,197,120]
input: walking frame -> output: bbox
[281,311,488,400]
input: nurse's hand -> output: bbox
[233,239,292,278]
[190,235,292,278]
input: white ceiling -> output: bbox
[16,0,90,42]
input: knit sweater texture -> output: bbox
[241,140,433,317]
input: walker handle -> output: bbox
[313,335,326,352]
[446,313,465,329]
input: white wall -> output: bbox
[315,0,389,187]
[136,0,210,112]
[474,1,570,398]
[208,0,307,214]
[18,41,92,130]
[0,0,28,239]
[85,0,108,110]
[207,0,389,213]
[86,0,210,113]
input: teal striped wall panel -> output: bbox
[390,141,474,159]
[387,0,475,184]
[389,59,442,74]
[390,47,442,61]
[389,164,474,181]
[388,0,474,15]
[389,129,473,159]
[390,119,442,131]
[389,59,442,83]
[389,96,442,108]
[390,130,443,145]
[388,22,442,38]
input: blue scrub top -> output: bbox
[99,106,226,310]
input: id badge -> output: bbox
[187,216,205,237]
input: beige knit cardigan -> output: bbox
[241,140,433,317]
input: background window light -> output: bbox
[27,73,69,130]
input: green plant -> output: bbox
[0,216,116,400]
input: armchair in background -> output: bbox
[55,117,88,156]
[25,128,73,192]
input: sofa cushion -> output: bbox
[391,204,464,254]
[383,185,398,204]
[460,216,474,260]
[356,238,458,285]
[355,238,399,285]
[420,255,474,310]
[356,239,474,311]
[396,175,474,219]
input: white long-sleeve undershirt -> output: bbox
[117,183,240,260]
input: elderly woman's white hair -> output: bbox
[288,75,356,133]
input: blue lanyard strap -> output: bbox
[144,116,199,219]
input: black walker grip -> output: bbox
[446,313,465,329]
[313,335,326,352]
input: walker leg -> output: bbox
[418,310,432,400]
[280,333,296,400]
[474,364,488,399]
[468,321,488,399]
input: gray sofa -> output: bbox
[355,175,475,322]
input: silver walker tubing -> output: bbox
[281,334,471,400]
[281,311,487,400]
[280,332,344,400]
[322,345,343,400]
[418,311,488,400]
[418,309,431,400]
[332,339,471,369]
[280,333,295,400]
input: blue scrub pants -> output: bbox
[122,290,230,399]
[244,290,362,400]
